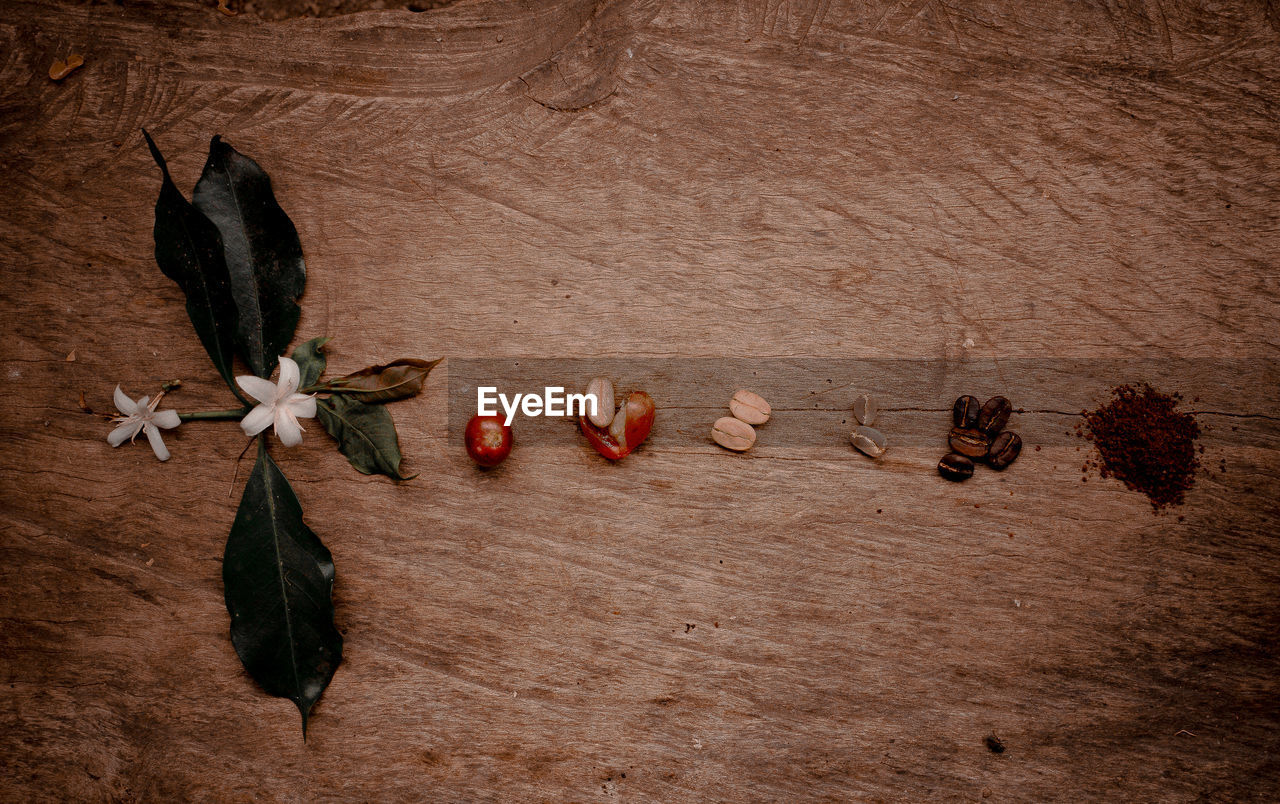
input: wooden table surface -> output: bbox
[2,0,1278,800]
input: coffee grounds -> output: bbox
[1076,384,1200,510]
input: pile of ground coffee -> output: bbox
[1076,384,1200,510]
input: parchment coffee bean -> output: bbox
[585,377,614,427]
[938,452,974,481]
[949,427,991,459]
[853,394,877,427]
[987,431,1022,470]
[978,396,1012,436]
[953,395,980,429]
[712,416,756,451]
[729,389,771,425]
[850,425,887,458]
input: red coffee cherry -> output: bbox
[465,415,512,467]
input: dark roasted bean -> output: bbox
[978,396,1012,436]
[953,395,980,429]
[949,427,991,459]
[938,452,974,481]
[987,431,1022,470]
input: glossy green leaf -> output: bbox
[318,358,441,404]
[143,130,241,396]
[223,443,342,737]
[316,395,411,480]
[193,136,305,379]
[292,336,331,390]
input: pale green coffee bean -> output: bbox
[850,425,887,458]
[853,393,877,427]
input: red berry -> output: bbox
[464,415,512,467]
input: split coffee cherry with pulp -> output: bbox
[580,390,656,461]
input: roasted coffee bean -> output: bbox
[949,427,991,459]
[938,452,974,481]
[978,396,1012,436]
[987,431,1022,470]
[953,395,980,429]
[850,425,887,458]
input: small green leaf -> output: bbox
[292,337,330,390]
[319,358,441,404]
[316,395,412,480]
[223,443,342,736]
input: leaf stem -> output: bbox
[179,407,250,422]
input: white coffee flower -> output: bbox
[108,386,181,461]
[236,356,317,447]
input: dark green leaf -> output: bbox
[143,130,241,396]
[292,336,331,390]
[316,395,412,479]
[319,358,441,404]
[224,444,342,737]
[193,135,305,379]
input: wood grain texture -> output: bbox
[1,0,1278,800]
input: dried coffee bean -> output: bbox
[987,431,1022,470]
[711,416,756,451]
[853,394,877,427]
[953,395,980,429]
[978,396,1012,436]
[938,452,974,481]
[949,427,990,459]
[729,389,771,425]
[850,425,887,458]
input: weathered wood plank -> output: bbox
[0,0,1277,800]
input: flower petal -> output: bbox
[240,403,275,437]
[274,408,303,447]
[153,409,181,429]
[144,423,170,461]
[277,356,300,397]
[114,386,139,416]
[288,394,317,419]
[236,375,279,405]
[108,420,142,447]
